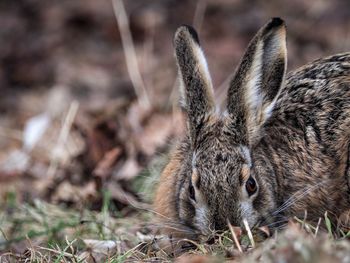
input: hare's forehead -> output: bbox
[192,144,251,168]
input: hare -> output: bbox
[154,17,350,239]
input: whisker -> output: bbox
[262,218,289,229]
[272,180,329,216]
[273,187,313,215]
[254,213,288,229]
[274,223,289,232]
[257,179,330,229]
[147,222,198,235]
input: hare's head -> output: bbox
[174,18,287,235]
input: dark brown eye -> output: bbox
[246,177,257,196]
[189,184,196,201]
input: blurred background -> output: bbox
[0,0,349,258]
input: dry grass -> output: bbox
[1,185,350,262]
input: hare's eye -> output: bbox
[246,177,257,196]
[189,184,196,201]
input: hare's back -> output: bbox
[275,52,350,122]
[283,52,350,99]
[270,53,350,154]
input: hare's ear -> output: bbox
[227,18,287,145]
[174,25,215,145]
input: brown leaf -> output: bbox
[83,239,118,254]
[85,120,118,166]
[93,147,122,179]
[113,158,141,181]
[135,112,183,157]
[52,181,97,204]
[258,226,271,237]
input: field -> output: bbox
[1,0,350,262]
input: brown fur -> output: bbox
[154,18,350,239]
[154,150,181,222]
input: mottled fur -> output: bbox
[154,18,350,238]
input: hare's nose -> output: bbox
[213,219,226,231]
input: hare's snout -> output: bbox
[192,193,264,235]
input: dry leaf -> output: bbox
[113,158,141,181]
[52,181,97,204]
[93,147,122,179]
[83,239,119,254]
[23,113,51,151]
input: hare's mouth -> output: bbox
[253,213,289,232]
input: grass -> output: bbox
[1,163,350,262]
[0,195,152,262]
[1,195,350,262]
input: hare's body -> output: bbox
[154,18,350,239]
[256,53,350,222]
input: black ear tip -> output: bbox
[185,25,200,45]
[266,17,285,30]
[175,24,200,45]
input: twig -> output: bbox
[141,16,156,95]
[193,0,207,34]
[314,217,322,237]
[37,244,76,259]
[243,218,255,248]
[302,210,308,230]
[227,220,243,253]
[47,101,79,178]
[112,0,150,108]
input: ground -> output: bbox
[0,0,350,262]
